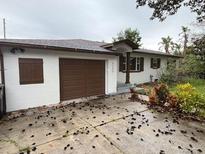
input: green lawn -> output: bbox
[137,78,205,98]
[169,78,205,98]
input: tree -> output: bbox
[172,43,182,55]
[136,0,205,22]
[190,35,205,72]
[180,54,205,75]
[179,26,190,55]
[192,35,205,55]
[113,28,142,48]
[159,36,174,54]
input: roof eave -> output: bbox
[133,51,183,58]
[101,39,139,50]
[0,42,119,56]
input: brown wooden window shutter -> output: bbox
[140,57,144,71]
[19,58,44,84]
[119,55,125,71]
[130,57,136,70]
[151,58,154,68]
[157,58,161,68]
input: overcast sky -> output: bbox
[0,0,196,50]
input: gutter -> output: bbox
[133,51,183,58]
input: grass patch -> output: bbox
[169,78,205,98]
[139,78,205,97]
[19,146,31,153]
[0,139,19,148]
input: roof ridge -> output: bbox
[0,38,107,43]
[135,48,166,53]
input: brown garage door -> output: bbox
[59,58,105,101]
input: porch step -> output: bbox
[117,85,144,94]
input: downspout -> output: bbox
[125,52,130,84]
[0,47,6,115]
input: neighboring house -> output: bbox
[0,39,180,112]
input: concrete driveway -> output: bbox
[0,94,205,154]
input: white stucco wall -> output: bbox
[117,53,168,85]
[1,47,118,112]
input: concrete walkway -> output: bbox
[0,94,205,154]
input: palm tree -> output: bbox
[173,43,182,55]
[159,36,173,54]
[180,26,190,55]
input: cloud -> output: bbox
[0,0,196,50]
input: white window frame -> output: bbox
[122,56,142,72]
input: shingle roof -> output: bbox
[133,49,182,58]
[0,39,181,57]
[0,39,113,53]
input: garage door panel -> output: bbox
[60,58,105,101]
[86,60,105,97]
[62,87,85,93]
[87,88,105,97]
[62,76,85,81]
[62,80,84,84]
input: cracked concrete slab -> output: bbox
[97,110,205,154]
[2,117,91,150]
[0,94,204,154]
[73,95,147,127]
[35,127,122,154]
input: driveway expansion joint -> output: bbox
[77,115,125,154]
[94,108,149,128]
[76,108,149,154]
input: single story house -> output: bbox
[0,39,180,113]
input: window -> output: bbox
[151,58,161,69]
[119,55,144,72]
[19,58,44,84]
[119,55,126,71]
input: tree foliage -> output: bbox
[159,58,178,84]
[160,54,204,84]
[172,43,182,55]
[192,35,205,56]
[159,36,174,54]
[180,54,205,74]
[113,28,142,48]
[179,26,190,55]
[136,0,205,22]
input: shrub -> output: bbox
[155,84,169,104]
[166,94,178,108]
[149,83,172,106]
[159,59,178,84]
[149,89,157,105]
[176,83,205,115]
[129,87,139,101]
[159,72,176,84]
